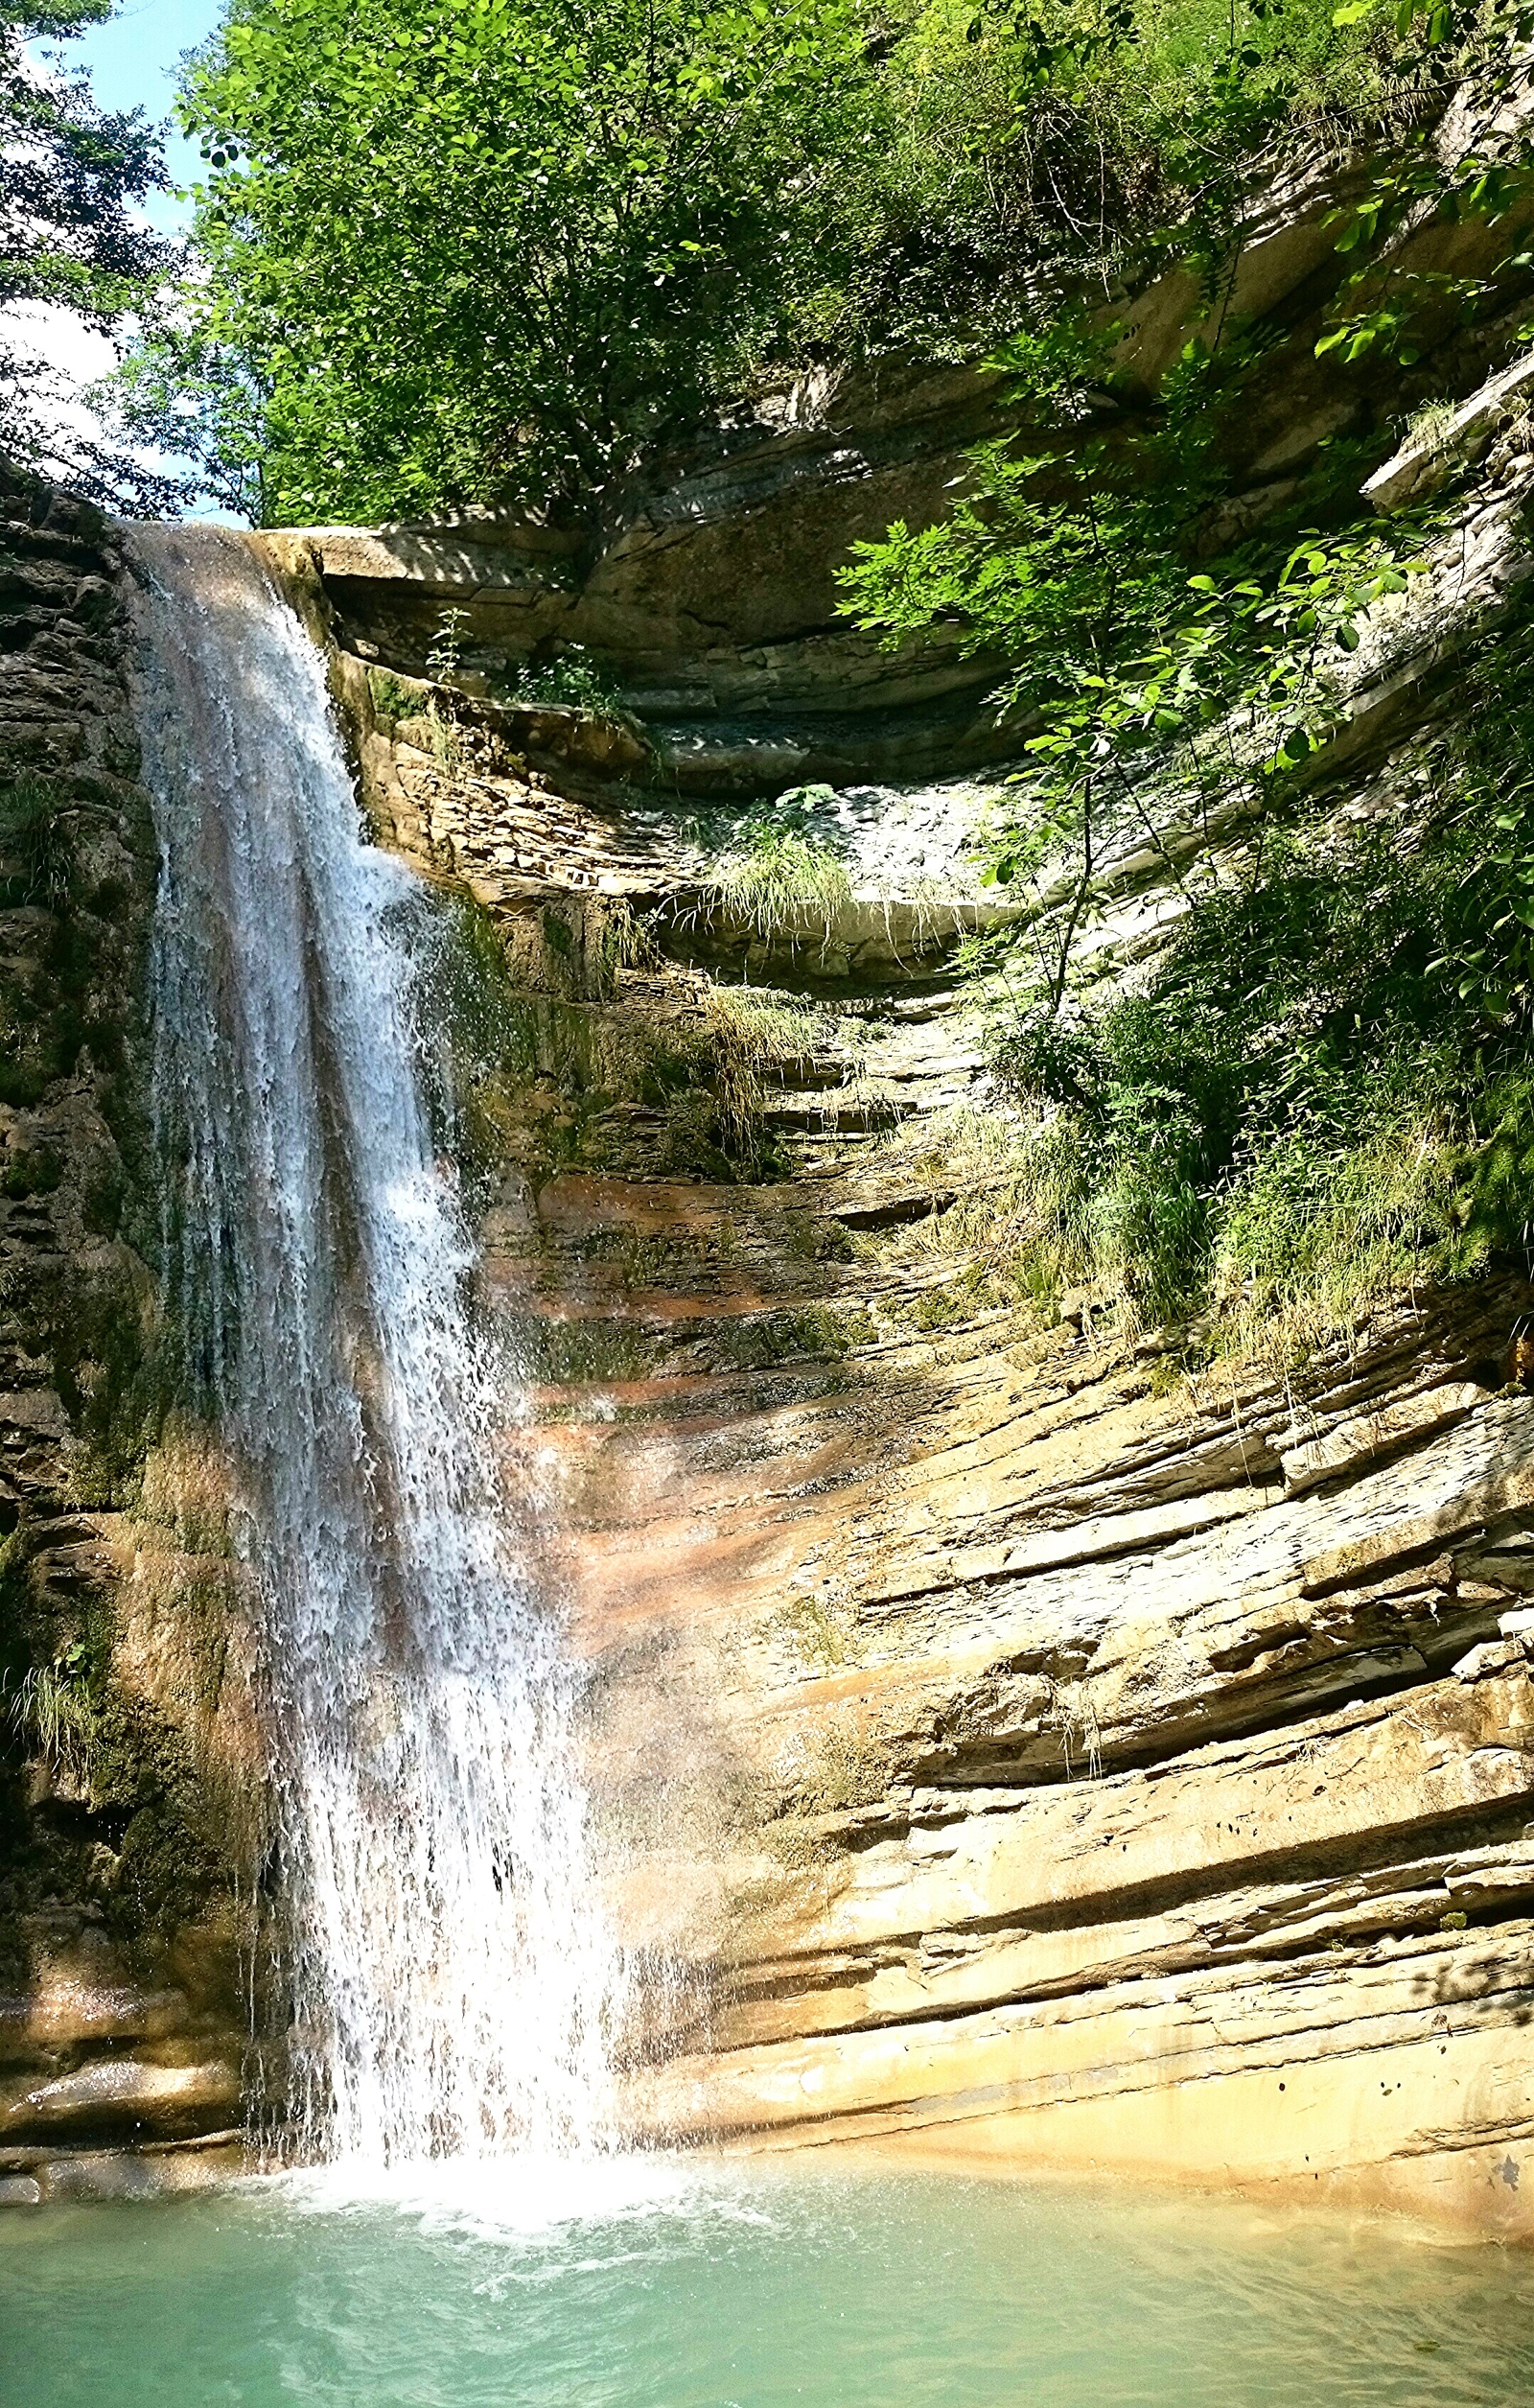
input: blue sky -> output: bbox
[76,0,227,234]
[11,0,225,486]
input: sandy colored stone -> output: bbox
[1,2056,243,2142]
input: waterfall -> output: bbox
[126,525,623,2167]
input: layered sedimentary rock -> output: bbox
[286,197,1534,2232]
[502,1090,1534,2238]
[0,466,255,2204]
[11,76,1534,2229]
[296,88,1534,799]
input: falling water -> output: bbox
[126,525,623,2166]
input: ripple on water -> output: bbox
[4,2161,1534,2408]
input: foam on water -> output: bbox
[127,526,625,2168]
[269,2149,757,2243]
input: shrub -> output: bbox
[132,0,875,522]
[974,639,1534,1354]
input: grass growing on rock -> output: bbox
[709,825,853,947]
[712,1301,875,1372]
[696,985,837,1154]
[697,789,856,954]
[1,1639,98,1788]
[767,1720,895,1860]
[861,1104,1095,1324]
[0,772,73,910]
[864,635,1534,1372]
[410,880,852,1186]
[770,1587,864,1672]
[0,1535,248,1952]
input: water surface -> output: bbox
[4,2158,1531,2406]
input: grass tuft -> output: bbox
[709,824,853,947]
[0,774,73,910]
[2,1646,97,1782]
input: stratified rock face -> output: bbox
[283,360,1015,799]
[298,208,1534,2226]
[519,1160,1534,2240]
[314,843,1534,2231]
[294,94,1534,805]
[0,466,257,2203]
[12,76,1534,2225]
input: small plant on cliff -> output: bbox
[507,644,628,720]
[774,1718,892,1829]
[424,605,471,688]
[707,792,853,948]
[365,667,423,726]
[771,1588,863,1671]
[700,986,827,1147]
[0,774,73,910]
[2,1642,97,1782]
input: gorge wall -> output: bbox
[294,113,1534,2239]
[0,466,259,2209]
[8,90,1534,2232]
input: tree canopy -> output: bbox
[132,0,877,524]
[1,0,167,480]
[113,0,1424,525]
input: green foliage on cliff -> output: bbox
[837,4,1534,908]
[114,0,1420,518]
[839,328,1436,1007]
[962,620,1534,1355]
[823,0,1534,1357]
[122,0,874,522]
[843,0,1418,342]
[707,791,854,945]
[848,348,1534,1357]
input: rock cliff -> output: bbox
[9,88,1534,2230]
[275,117,1534,2238]
[0,465,258,2209]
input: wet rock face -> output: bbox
[0,466,257,2196]
[321,624,1534,2231]
[294,256,1534,2222]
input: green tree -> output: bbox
[1,0,168,483]
[134,0,876,526]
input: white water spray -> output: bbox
[128,526,623,2166]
